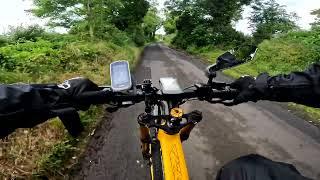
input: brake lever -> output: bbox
[206,99,237,106]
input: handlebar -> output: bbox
[76,82,240,107]
[62,81,239,136]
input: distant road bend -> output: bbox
[72,43,320,180]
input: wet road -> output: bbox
[72,44,320,180]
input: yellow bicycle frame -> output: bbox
[157,129,189,180]
[141,108,195,180]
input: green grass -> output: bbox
[186,45,225,61]
[223,62,260,78]
[288,103,320,126]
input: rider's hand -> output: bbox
[229,76,261,105]
[0,77,100,138]
[52,77,103,136]
[56,77,100,110]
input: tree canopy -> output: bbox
[311,8,320,27]
[143,8,162,40]
[31,0,150,40]
[164,0,299,49]
[250,0,298,43]
[164,0,252,48]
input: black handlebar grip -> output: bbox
[74,90,111,105]
[211,88,240,100]
[228,88,240,98]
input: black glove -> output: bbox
[53,77,104,136]
[55,77,100,110]
[230,76,261,105]
[0,77,101,138]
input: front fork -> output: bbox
[139,125,151,159]
[138,111,202,159]
[180,124,196,141]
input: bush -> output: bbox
[0,33,138,78]
[0,39,61,73]
[97,25,132,46]
[8,25,45,42]
[210,28,320,79]
[172,31,191,49]
[0,35,10,47]
[230,28,320,76]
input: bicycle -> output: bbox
[82,45,258,180]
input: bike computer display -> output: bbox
[110,61,132,92]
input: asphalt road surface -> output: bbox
[72,44,320,180]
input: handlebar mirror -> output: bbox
[205,45,258,79]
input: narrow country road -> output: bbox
[72,44,320,180]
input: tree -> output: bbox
[31,0,149,39]
[111,0,149,31]
[311,8,320,27]
[143,8,162,40]
[32,0,95,38]
[165,0,252,48]
[163,11,177,34]
[249,0,298,43]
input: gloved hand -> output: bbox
[0,77,101,138]
[55,77,100,110]
[229,76,262,105]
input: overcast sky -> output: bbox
[0,0,319,35]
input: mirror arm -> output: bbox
[207,71,216,85]
[207,77,213,85]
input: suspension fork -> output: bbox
[180,110,202,141]
[139,101,166,159]
[139,124,151,158]
[180,124,196,142]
